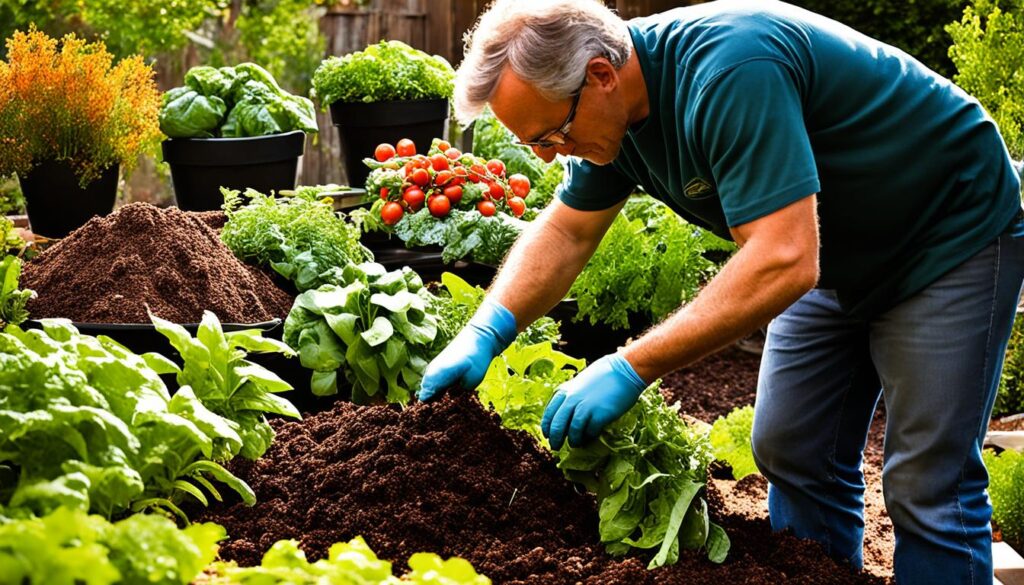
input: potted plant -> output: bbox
[159,63,318,211]
[0,28,162,238]
[311,40,455,189]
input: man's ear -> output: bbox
[586,57,619,92]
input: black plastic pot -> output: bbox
[329,98,449,190]
[162,130,306,211]
[18,160,118,238]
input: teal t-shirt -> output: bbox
[558,0,1022,317]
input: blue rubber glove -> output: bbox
[541,353,647,449]
[418,298,517,401]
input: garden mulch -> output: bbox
[196,348,889,584]
[21,203,292,324]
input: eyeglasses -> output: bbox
[516,81,586,149]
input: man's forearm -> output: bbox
[622,213,819,382]
[487,208,598,331]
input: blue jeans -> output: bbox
[751,230,1024,584]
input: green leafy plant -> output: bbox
[207,535,491,584]
[996,311,1024,416]
[983,448,1024,552]
[947,0,1024,159]
[0,320,254,520]
[0,177,25,215]
[375,204,526,266]
[709,405,758,481]
[221,187,372,292]
[435,272,561,350]
[569,196,722,330]
[160,62,318,138]
[0,506,225,585]
[0,255,33,330]
[311,40,455,105]
[283,262,440,404]
[477,342,729,568]
[151,310,301,461]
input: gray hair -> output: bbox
[454,0,632,126]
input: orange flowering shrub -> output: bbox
[0,27,162,187]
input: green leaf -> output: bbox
[361,316,395,347]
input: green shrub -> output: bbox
[947,0,1024,159]
[997,311,1024,416]
[788,0,968,78]
[984,448,1024,552]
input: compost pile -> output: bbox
[197,392,886,584]
[22,203,292,324]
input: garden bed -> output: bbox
[194,346,890,584]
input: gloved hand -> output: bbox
[541,353,647,449]
[418,298,517,401]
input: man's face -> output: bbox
[488,63,629,166]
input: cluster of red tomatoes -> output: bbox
[372,138,531,226]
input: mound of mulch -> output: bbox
[196,391,885,584]
[22,203,292,324]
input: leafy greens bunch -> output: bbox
[159,63,318,139]
[477,342,729,568]
[283,262,440,405]
[221,187,372,292]
[311,40,455,105]
[151,310,301,462]
[0,255,33,330]
[0,506,224,585]
[207,535,491,585]
[569,196,728,330]
[0,320,255,521]
[709,405,758,481]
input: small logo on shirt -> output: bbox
[684,177,715,198]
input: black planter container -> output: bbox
[18,160,119,238]
[162,130,306,211]
[330,98,449,190]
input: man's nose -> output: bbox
[531,144,558,164]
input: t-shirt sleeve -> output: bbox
[694,59,820,227]
[556,156,637,211]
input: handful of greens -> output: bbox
[283,262,440,405]
[311,40,454,105]
[477,342,729,568]
[160,63,318,138]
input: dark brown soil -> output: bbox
[196,388,885,584]
[22,203,293,324]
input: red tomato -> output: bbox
[411,168,431,187]
[445,147,462,160]
[381,201,404,225]
[396,138,416,157]
[437,140,451,153]
[434,170,453,186]
[477,200,496,217]
[443,184,462,205]
[379,186,390,200]
[428,194,451,218]
[402,187,425,210]
[486,159,506,177]
[488,181,506,200]
[453,166,468,181]
[469,163,488,183]
[507,196,526,218]
[508,173,531,198]
[430,153,450,172]
[375,143,396,162]
[412,154,430,169]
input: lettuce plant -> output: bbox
[311,40,454,105]
[0,506,224,585]
[151,310,301,461]
[984,448,1024,552]
[709,405,758,480]
[477,342,729,568]
[284,262,440,405]
[0,255,33,330]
